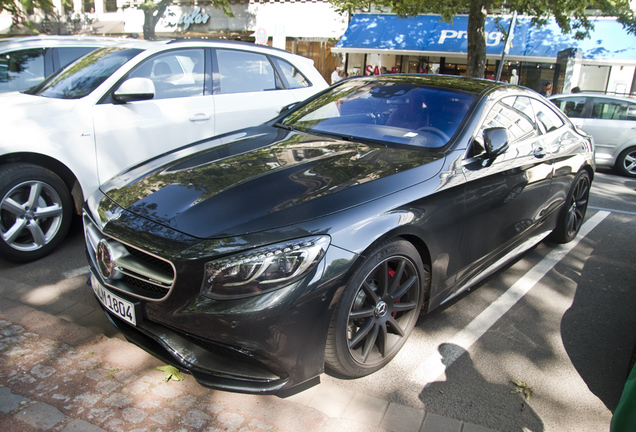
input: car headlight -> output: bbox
[201,236,330,299]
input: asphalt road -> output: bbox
[1,167,634,432]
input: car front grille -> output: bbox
[83,213,176,300]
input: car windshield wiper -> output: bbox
[309,129,387,147]
[274,122,295,131]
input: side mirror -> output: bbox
[113,78,155,103]
[483,127,509,159]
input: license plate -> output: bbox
[92,278,137,326]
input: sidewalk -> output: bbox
[0,297,498,432]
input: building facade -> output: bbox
[332,12,636,96]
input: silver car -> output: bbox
[550,93,636,177]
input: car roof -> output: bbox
[0,35,127,52]
[0,36,306,58]
[549,93,636,103]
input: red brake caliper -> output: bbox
[388,266,399,318]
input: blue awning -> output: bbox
[333,14,636,64]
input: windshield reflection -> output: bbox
[283,77,475,148]
[25,47,142,100]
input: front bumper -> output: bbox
[90,273,290,393]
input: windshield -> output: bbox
[282,78,475,148]
[25,47,142,99]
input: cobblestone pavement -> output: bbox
[0,298,497,432]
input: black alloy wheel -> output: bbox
[326,239,427,378]
[549,170,590,244]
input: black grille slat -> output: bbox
[84,213,176,300]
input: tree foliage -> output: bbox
[1,0,53,19]
[328,0,636,78]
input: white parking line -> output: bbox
[589,206,636,216]
[62,265,90,279]
[410,210,610,386]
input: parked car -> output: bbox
[549,93,636,177]
[84,74,595,394]
[0,35,124,93]
[0,38,328,262]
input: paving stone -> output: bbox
[30,364,56,378]
[172,394,198,410]
[380,402,425,432]
[15,401,66,429]
[248,418,274,430]
[104,392,133,407]
[462,422,500,432]
[216,411,246,429]
[152,382,184,399]
[150,407,180,425]
[104,417,126,432]
[74,391,103,407]
[86,406,116,423]
[181,408,212,428]
[95,379,122,394]
[308,384,355,418]
[342,392,389,426]
[420,412,462,432]
[122,406,149,423]
[0,386,30,414]
[1,324,25,336]
[62,418,108,432]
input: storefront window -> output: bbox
[83,0,94,13]
[105,0,117,12]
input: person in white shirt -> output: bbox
[331,67,341,85]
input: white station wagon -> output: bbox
[0,38,328,262]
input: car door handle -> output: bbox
[534,147,547,158]
[189,113,211,122]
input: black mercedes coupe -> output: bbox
[83,74,594,394]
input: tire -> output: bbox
[325,239,428,378]
[549,170,590,244]
[615,147,636,178]
[0,163,73,262]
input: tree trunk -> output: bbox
[142,9,156,40]
[466,0,489,78]
[142,0,172,40]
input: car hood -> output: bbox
[100,127,446,239]
[0,92,76,121]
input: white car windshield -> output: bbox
[282,77,475,148]
[25,47,142,99]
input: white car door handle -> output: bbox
[189,113,211,122]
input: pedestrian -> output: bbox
[543,82,553,97]
[571,86,581,93]
[331,67,341,85]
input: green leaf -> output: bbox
[510,378,533,401]
[156,365,184,382]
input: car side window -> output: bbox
[271,57,310,89]
[531,99,564,133]
[592,98,636,120]
[216,49,277,94]
[129,49,205,100]
[550,96,587,118]
[482,98,536,143]
[0,48,45,92]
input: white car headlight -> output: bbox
[201,236,330,299]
